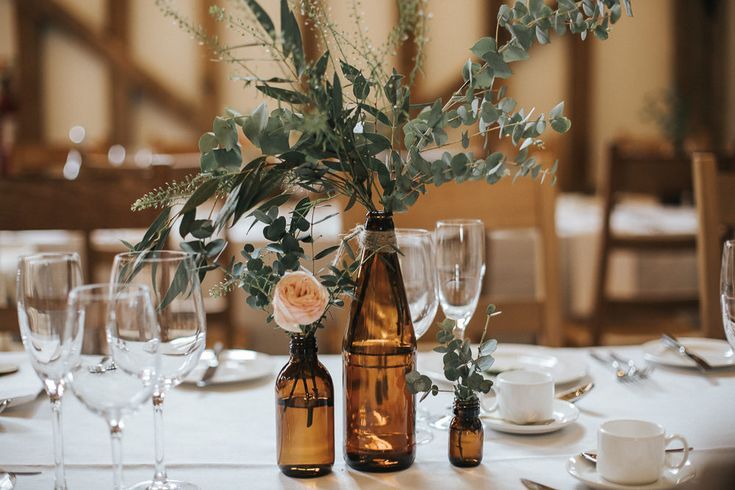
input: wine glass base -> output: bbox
[416,425,434,444]
[129,480,200,490]
[429,413,453,431]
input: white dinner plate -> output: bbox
[567,454,696,489]
[642,337,735,369]
[482,399,579,435]
[183,349,275,385]
[486,344,587,385]
[0,361,44,410]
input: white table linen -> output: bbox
[1,346,734,489]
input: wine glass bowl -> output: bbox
[396,228,439,340]
[720,240,735,350]
[434,219,486,340]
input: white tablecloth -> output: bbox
[1,346,734,489]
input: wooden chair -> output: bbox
[692,152,735,339]
[336,153,563,347]
[590,143,697,345]
[0,168,235,345]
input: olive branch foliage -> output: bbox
[132,0,633,332]
[407,305,500,402]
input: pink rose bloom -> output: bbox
[272,270,329,332]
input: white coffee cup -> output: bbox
[483,370,554,424]
[597,419,690,485]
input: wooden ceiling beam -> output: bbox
[107,0,132,145]
[33,0,204,133]
[13,0,43,144]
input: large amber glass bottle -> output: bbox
[343,211,416,472]
[275,334,334,478]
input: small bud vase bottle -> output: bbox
[343,211,417,472]
[275,334,334,478]
[448,398,484,467]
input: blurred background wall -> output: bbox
[2,0,731,188]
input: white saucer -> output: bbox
[567,454,696,489]
[482,399,579,434]
[642,337,735,369]
[183,349,275,385]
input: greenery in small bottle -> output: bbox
[407,305,500,402]
[131,0,633,328]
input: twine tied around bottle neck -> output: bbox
[360,227,397,252]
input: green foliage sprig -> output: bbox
[407,305,500,402]
[135,0,633,331]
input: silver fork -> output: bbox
[0,399,10,415]
[590,352,640,383]
[609,351,653,379]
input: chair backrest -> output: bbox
[0,168,194,333]
[604,143,692,197]
[692,152,735,338]
[401,176,562,346]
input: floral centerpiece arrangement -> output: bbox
[132,0,633,475]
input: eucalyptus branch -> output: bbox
[407,305,500,402]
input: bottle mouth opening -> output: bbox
[367,210,393,217]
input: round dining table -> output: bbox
[1,344,734,489]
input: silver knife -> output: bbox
[557,382,594,403]
[197,342,225,387]
[661,334,713,372]
[521,478,558,490]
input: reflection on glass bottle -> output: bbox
[343,211,416,472]
[276,334,334,478]
[448,397,483,467]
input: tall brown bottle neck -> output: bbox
[364,211,395,232]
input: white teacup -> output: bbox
[597,419,690,485]
[484,370,554,424]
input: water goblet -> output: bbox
[432,220,486,429]
[112,251,206,490]
[396,229,439,444]
[66,284,160,490]
[16,252,83,489]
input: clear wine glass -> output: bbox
[720,240,735,350]
[435,219,486,340]
[396,229,439,444]
[66,284,160,490]
[111,251,206,490]
[16,252,83,490]
[432,220,486,430]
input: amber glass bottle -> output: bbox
[448,398,484,467]
[275,334,334,478]
[343,211,416,472]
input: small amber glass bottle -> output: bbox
[448,397,484,467]
[275,334,334,478]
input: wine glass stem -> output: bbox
[452,319,468,341]
[49,394,67,490]
[108,420,125,490]
[153,392,168,483]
